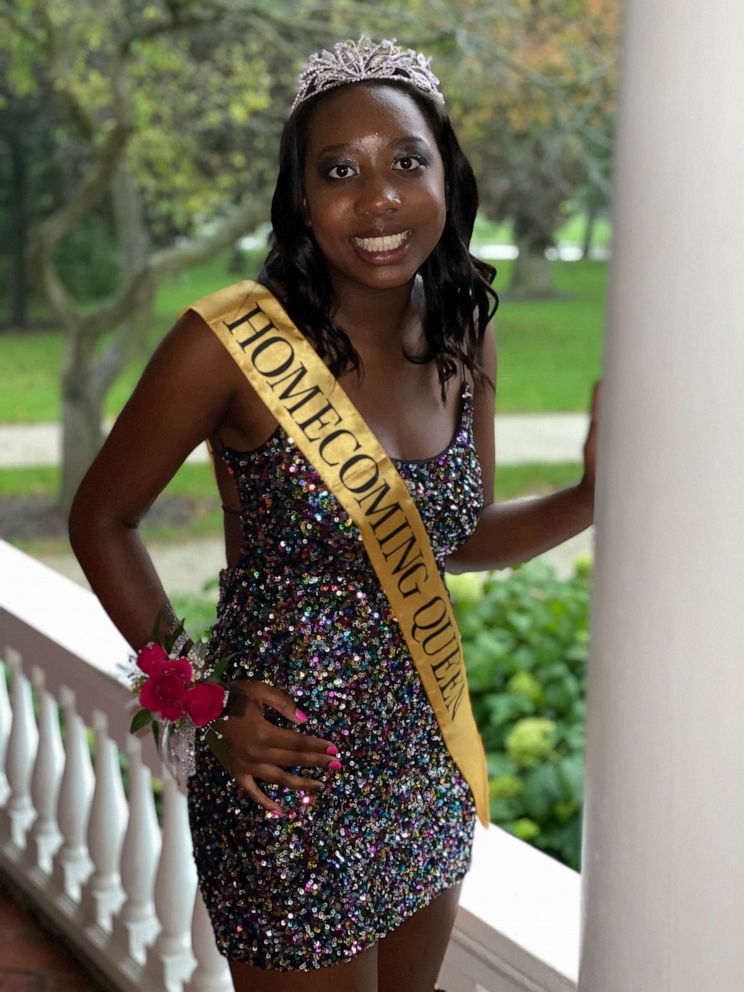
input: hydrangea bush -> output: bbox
[448,560,591,871]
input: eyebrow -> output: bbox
[315,135,432,156]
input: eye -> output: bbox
[394,154,427,172]
[327,162,357,180]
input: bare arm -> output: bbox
[68,310,239,648]
[69,309,340,812]
[446,328,597,574]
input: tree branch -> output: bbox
[80,267,154,342]
[149,200,265,279]
[32,118,132,256]
[34,2,96,138]
[32,250,81,335]
[120,12,206,53]
[81,199,263,344]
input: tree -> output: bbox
[0,19,65,327]
[442,0,621,296]
[0,0,300,511]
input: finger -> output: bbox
[251,682,310,726]
[263,723,339,754]
[232,772,285,817]
[227,710,336,755]
[251,764,326,793]
[260,747,342,769]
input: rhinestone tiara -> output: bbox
[291,36,445,113]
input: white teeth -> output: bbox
[352,230,412,252]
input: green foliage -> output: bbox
[449,560,590,870]
[54,213,120,300]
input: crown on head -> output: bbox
[291,36,445,113]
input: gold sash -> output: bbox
[188,280,489,827]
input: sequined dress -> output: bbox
[187,381,483,971]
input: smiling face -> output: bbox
[301,82,447,298]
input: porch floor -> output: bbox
[0,878,106,991]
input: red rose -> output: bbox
[139,658,193,720]
[136,642,169,675]
[184,681,226,727]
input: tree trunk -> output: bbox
[21,9,265,514]
[581,203,599,260]
[58,166,153,515]
[509,233,554,297]
[59,337,105,514]
[8,133,29,327]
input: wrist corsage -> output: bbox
[127,620,233,787]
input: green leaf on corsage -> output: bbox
[129,708,152,734]
[209,651,238,683]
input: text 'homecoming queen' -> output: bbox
[226,300,466,721]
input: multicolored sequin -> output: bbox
[187,381,483,971]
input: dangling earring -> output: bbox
[303,196,312,228]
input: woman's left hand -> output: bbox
[580,379,602,499]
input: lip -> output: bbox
[350,228,413,265]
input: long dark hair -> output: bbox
[260,79,498,395]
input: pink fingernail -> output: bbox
[295,709,308,722]
[328,760,342,771]
[271,809,284,818]
[326,745,338,755]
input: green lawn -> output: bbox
[0,247,606,424]
[0,248,265,424]
[492,259,606,411]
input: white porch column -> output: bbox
[579,4,744,992]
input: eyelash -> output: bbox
[325,153,428,180]
[395,153,428,172]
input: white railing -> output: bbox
[0,539,580,992]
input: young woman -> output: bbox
[69,38,598,992]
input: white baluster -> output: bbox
[143,766,197,988]
[26,667,63,873]
[109,734,160,965]
[80,710,127,932]
[0,648,38,852]
[52,686,94,904]
[0,657,11,805]
[183,887,233,992]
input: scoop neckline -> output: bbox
[219,380,471,467]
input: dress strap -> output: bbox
[207,432,226,458]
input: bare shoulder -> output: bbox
[150,302,281,452]
[143,306,244,395]
[86,305,247,487]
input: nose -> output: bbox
[355,171,401,217]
